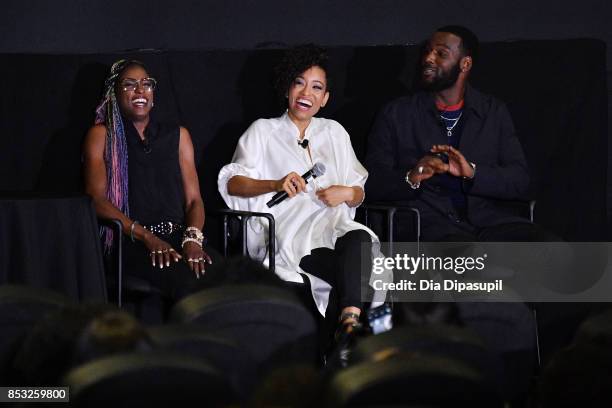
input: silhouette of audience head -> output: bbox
[394,302,463,327]
[12,304,150,385]
[72,309,152,366]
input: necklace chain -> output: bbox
[440,112,463,137]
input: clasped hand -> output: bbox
[277,172,352,207]
[409,144,474,184]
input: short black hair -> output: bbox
[436,25,479,62]
[274,44,330,98]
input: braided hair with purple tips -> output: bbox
[94,59,147,251]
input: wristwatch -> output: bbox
[405,170,420,189]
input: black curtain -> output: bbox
[0,40,607,242]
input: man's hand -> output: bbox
[431,145,475,178]
[407,154,449,185]
[275,172,306,198]
[316,185,353,207]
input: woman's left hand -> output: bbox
[316,185,353,207]
[182,241,212,278]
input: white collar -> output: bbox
[281,111,319,141]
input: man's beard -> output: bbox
[421,62,461,92]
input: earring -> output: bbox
[151,101,155,107]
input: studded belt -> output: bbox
[143,221,184,236]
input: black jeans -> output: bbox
[299,229,371,312]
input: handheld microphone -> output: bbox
[266,162,326,208]
[298,139,309,149]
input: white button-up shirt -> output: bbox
[218,112,389,315]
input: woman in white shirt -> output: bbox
[218,45,383,336]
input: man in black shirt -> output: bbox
[365,25,552,242]
[365,27,582,382]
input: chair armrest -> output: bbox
[208,209,276,272]
[360,202,421,244]
[491,199,536,223]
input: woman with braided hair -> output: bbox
[83,59,214,301]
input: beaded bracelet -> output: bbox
[181,237,203,248]
[185,226,204,240]
[181,226,206,248]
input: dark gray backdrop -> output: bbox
[0,0,610,237]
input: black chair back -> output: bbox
[63,352,237,407]
[351,325,505,397]
[0,284,72,383]
[148,323,258,399]
[170,284,318,368]
[325,353,503,407]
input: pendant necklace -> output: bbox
[440,112,463,137]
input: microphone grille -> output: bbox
[312,162,326,177]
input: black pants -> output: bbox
[426,221,561,243]
[299,229,371,312]
[422,221,593,367]
[123,229,222,302]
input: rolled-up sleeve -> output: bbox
[217,120,266,211]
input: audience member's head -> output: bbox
[12,304,148,385]
[537,343,612,407]
[71,310,152,366]
[572,308,612,348]
[393,302,463,327]
[535,309,612,407]
[249,363,322,408]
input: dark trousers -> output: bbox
[425,221,561,243]
[123,229,222,302]
[420,221,592,367]
[299,229,371,312]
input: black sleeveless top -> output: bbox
[125,119,185,225]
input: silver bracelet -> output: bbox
[130,220,139,243]
[405,171,420,189]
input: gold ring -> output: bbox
[156,250,163,254]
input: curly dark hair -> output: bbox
[274,44,330,99]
